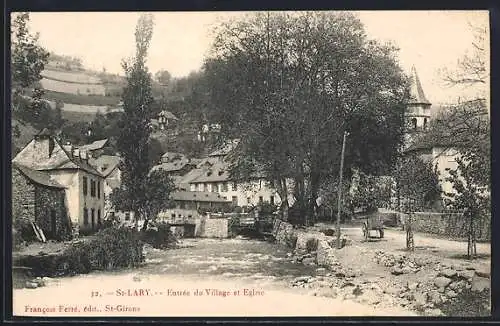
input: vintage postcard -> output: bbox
[10,10,490,318]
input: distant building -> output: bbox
[197,123,221,142]
[12,129,105,237]
[78,139,110,159]
[158,110,179,130]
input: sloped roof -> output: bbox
[159,110,179,120]
[161,152,186,162]
[150,159,192,173]
[89,155,121,177]
[171,191,230,203]
[189,162,231,183]
[79,139,108,152]
[12,136,103,177]
[409,66,431,105]
[208,139,240,157]
[14,163,66,189]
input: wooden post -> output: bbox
[336,131,348,249]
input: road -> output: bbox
[13,237,417,317]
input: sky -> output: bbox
[25,11,489,105]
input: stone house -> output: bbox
[12,129,105,236]
[12,163,72,240]
[187,140,280,208]
[88,155,122,214]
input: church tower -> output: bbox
[403,66,432,150]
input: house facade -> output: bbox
[12,129,105,236]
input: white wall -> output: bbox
[432,147,460,197]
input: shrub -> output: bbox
[16,226,146,277]
[306,238,319,253]
[285,232,298,249]
[141,221,178,249]
[13,217,36,243]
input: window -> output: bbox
[97,209,101,226]
[90,180,96,197]
[411,118,417,130]
[125,212,130,221]
[83,177,88,196]
[97,181,101,199]
[270,196,275,206]
[91,208,95,229]
[222,182,228,192]
[259,180,262,190]
[423,118,428,130]
[204,183,208,192]
[83,208,89,225]
[172,213,176,218]
[259,196,263,204]
[247,197,251,205]
[232,196,238,206]
[212,184,218,193]
[232,182,237,191]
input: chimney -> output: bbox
[32,128,55,161]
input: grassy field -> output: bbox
[61,110,97,123]
[43,90,121,106]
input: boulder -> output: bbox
[434,276,452,288]
[457,270,476,281]
[428,290,442,305]
[25,282,38,289]
[413,292,427,308]
[316,240,333,266]
[471,276,490,293]
[391,267,404,275]
[302,257,316,266]
[439,268,458,279]
[424,308,443,316]
[315,267,328,276]
[407,282,419,291]
[293,276,312,283]
[445,289,458,298]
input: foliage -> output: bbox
[12,217,37,244]
[16,227,145,277]
[115,14,156,222]
[110,168,176,221]
[11,12,50,126]
[395,154,442,211]
[155,69,172,86]
[203,12,409,223]
[141,221,178,249]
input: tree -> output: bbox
[155,69,172,86]
[115,13,156,226]
[11,12,50,124]
[435,21,490,258]
[203,12,409,223]
[395,153,442,250]
[110,169,176,228]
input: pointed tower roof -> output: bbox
[409,66,431,105]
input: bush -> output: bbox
[13,217,36,244]
[285,232,298,249]
[306,238,319,252]
[17,226,145,277]
[141,221,178,249]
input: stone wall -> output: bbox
[200,218,228,238]
[12,168,36,221]
[410,212,490,241]
[35,186,72,241]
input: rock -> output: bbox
[315,267,328,276]
[343,293,356,300]
[391,267,404,275]
[428,291,442,305]
[434,276,452,288]
[25,282,38,289]
[414,292,427,308]
[475,270,490,278]
[313,287,337,298]
[424,308,443,316]
[446,289,458,298]
[352,286,363,296]
[302,257,316,266]
[401,266,413,274]
[32,278,45,287]
[407,282,419,291]
[471,276,490,293]
[384,286,400,295]
[437,287,446,293]
[439,268,458,279]
[458,270,476,281]
[293,276,312,283]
